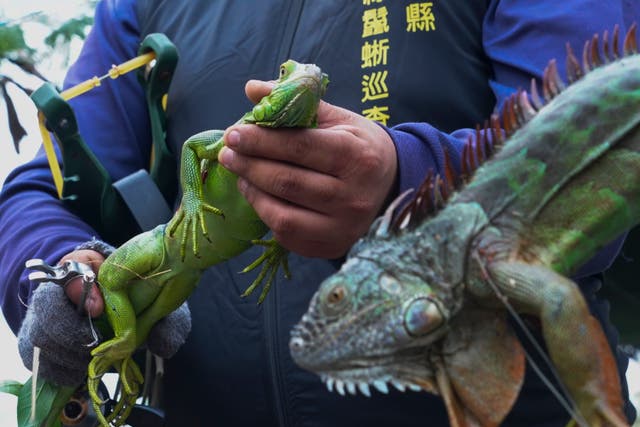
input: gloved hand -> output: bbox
[18,243,192,387]
[18,282,97,386]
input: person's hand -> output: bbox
[18,248,191,387]
[218,80,398,259]
[59,249,106,317]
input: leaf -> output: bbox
[43,16,93,49]
[0,25,32,58]
[0,78,28,152]
[0,379,24,397]
[16,376,75,427]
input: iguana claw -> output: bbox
[88,355,143,427]
[87,336,144,426]
[168,202,224,260]
[241,238,290,303]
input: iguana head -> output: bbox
[290,206,526,422]
[289,236,452,396]
[246,59,329,128]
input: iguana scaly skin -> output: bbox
[87,60,328,426]
[290,28,638,427]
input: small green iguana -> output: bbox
[81,59,328,426]
[290,27,638,427]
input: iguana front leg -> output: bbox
[484,260,627,427]
[167,129,225,259]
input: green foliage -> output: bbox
[0,379,24,397]
[1,374,78,427]
[0,377,68,427]
[44,16,93,50]
[0,25,33,59]
[0,7,95,152]
[15,376,74,427]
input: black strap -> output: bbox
[113,169,173,231]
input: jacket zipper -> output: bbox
[265,3,306,425]
[264,274,286,426]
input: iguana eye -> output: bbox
[278,60,296,80]
[327,286,345,304]
[319,279,351,316]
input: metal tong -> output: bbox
[25,258,96,316]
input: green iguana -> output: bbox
[81,59,328,426]
[290,27,638,427]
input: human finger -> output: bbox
[63,277,105,318]
[59,249,106,317]
[237,179,361,258]
[222,124,355,177]
[220,148,345,214]
[245,79,275,104]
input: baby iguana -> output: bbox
[290,27,638,427]
[88,59,328,426]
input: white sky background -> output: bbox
[0,2,90,425]
[0,2,638,427]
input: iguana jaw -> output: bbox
[290,260,449,397]
[310,347,439,397]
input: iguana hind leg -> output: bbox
[241,238,290,303]
[485,260,628,427]
[89,230,164,426]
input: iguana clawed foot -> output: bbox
[168,200,224,260]
[241,238,290,303]
[87,337,144,426]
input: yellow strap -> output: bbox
[38,112,64,198]
[39,51,157,198]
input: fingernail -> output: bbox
[219,147,235,167]
[226,130,241,147]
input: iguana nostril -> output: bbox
[289,337,305,354]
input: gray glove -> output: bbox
[18,282,192,387]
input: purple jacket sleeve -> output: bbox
[388,0,637,277]
[0,0,147,334]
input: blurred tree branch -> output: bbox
[0,5,94,152]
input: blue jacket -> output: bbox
[0,0,637,425]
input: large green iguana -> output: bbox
[80,59,328,426]
[289,27,639,427]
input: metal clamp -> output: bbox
[25,258,96,316]
[26,258,93,286]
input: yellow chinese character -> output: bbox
[362,0,382,5]
[362,7,390,38]
[361,39,390,68]
[362,105,390,125]
[406,3,436,32]
[362,70,389,102]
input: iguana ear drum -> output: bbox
[403,297,443,337]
